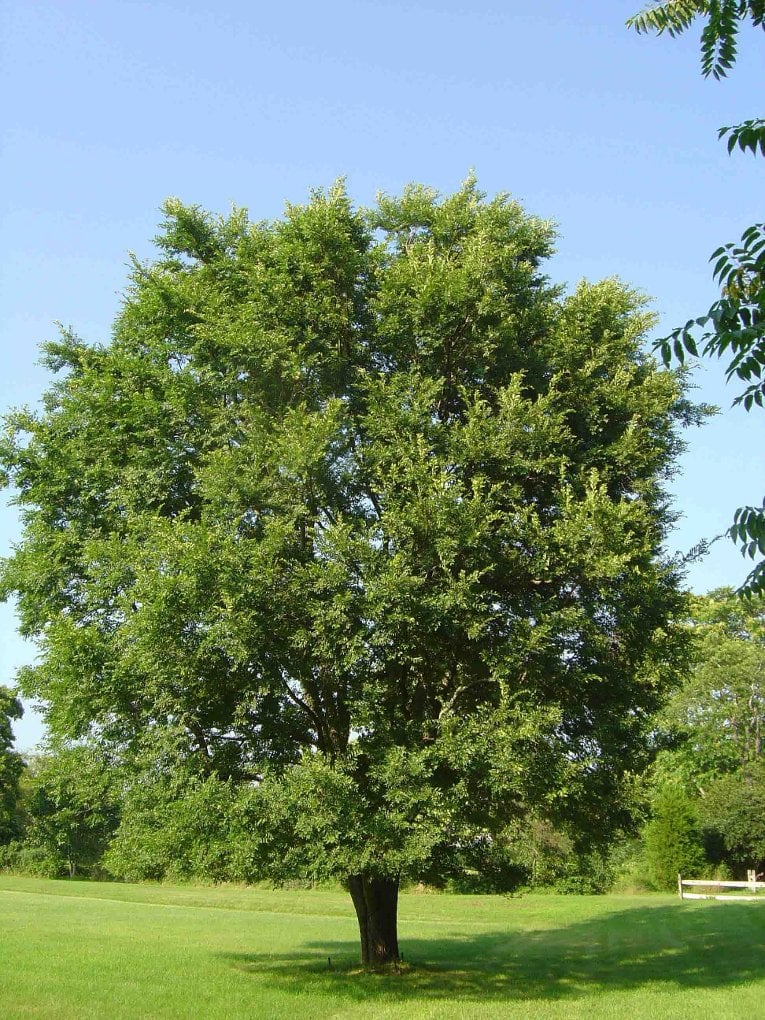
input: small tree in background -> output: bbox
[640,588,764,879]
[653,588,765,791]
[0,686,24,845]
[18,745,120,878]
[643,785,706,889]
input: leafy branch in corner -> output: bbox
[629,2,765,594]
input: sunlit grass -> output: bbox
[1,875,764,1018]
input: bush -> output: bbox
[0,841,62,878]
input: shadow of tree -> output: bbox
[217,902,765,1007]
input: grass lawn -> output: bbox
[1,876,764,1018]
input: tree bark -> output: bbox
[347,873,400,966]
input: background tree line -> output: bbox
[3,587,763,892]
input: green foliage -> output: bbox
[660,225,765,407]
[0,840,62,878]
[629,3,765,595]
[499,818,617,894]
[0,686,24,844]
[0,179,697,895]
[607,837,656,894]
[104,769,248,883]
[719,118,765,156]
[656,588,765,786]
[16,745,120,878]
[700,761,765,869]
[662,216,765,594]
[628,2,765,80]
[643,785,707,889]
[644,588,765,877]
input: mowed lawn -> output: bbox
[1,876,764,1019]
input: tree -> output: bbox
[18,745,120,878]
[699,761,765,870]
[0,179,697,964]
[103,757,245,884]
[655,587,764,789]
[628,2,765,594]
[644,587,764,874]
[643,784,706,889]
[0,686,24,844]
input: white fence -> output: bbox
[678,870,765,901]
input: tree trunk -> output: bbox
[347,873,400,966]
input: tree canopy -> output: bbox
[0,179,699,963]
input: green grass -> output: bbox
[1,876,764,1018]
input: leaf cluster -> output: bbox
[629,3,765,594]
[628,1,765,79]
[660,224,765,411]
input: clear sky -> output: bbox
[1,0,763,751]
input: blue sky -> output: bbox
[1,0,763,750]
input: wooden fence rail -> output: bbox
[678,870,765,901]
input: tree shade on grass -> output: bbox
[0,179,701,965]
